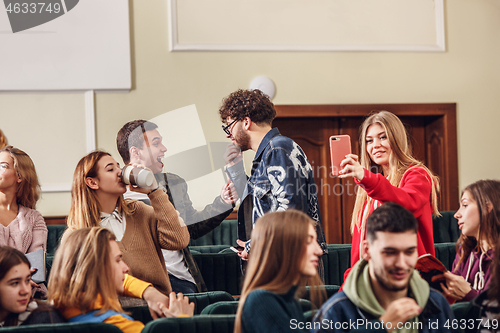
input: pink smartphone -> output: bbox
[330,135,352,177]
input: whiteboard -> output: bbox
[0,0,131,91]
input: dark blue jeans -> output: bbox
[168,274,197,294]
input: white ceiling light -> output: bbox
[249,76,276,100]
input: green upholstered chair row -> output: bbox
[141,315,236,333]
[199,298,312,315]
[47,210,457,254]
[123,291,235,323]
[0,322,122,333]
[433,211,460,243]
[188,219,238,247]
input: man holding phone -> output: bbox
[220,89,327,274]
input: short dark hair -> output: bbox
[366,202,418,243]
[219,89,276,125]
[116,120,158,164]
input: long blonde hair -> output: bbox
[67,151,130,231]
[48,227,124,315]
[234,210,324,333]
[0,146,40,209]
[351,111,440,232]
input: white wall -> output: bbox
[1,0,499,216]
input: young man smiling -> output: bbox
[312,202,453,333]
[117,120,235,294]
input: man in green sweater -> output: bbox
[312,202,453,333]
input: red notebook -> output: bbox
[415,254,455,304]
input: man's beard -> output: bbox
[234,130,251,152]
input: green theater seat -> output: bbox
[433,211,461,243]
[141,315,235,333]
[322,244,352,286]
[188,219,238,246]
[0,322,122,333]
[434,242,457,271]
[191,252,243,295]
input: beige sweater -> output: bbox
[120,189,190,295]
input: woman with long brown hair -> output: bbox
[234,210,324,333]
[433,180,500,302]
[339,111,440,279]
[0,246,33,327]
[65,151,189,296]
[48,227,194,333]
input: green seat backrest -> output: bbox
[0,322,122,333]
[189,219,238,246]
[322,244,352,285]
[189,245,231,253]
[434,242,457,271]
[200,298,311,315]
[200,301,239,315]
[185,291,235,314]
[46,224,67,282]
[141,314,235,333]
[433,211,461,243]
[46,224,67,257]
[192,252,243,295]
[303,285,341,301]
[125,291,235,319]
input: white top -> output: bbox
[99,209,126,241]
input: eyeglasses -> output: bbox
[0,164,11,175]
[222,119,238,135]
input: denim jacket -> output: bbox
[312,289,454,333]
[227,128,327,254]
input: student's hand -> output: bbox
[127,163,159,194]
[29,268,39,290]
[436,271,471,301]
[339,154,365,181]
[220,179,238,205]
[158,292,195,318]
[379,297,422,333]
[224,143,243,167]
[142,286,169,319]
[237,239,249,261]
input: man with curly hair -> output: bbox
[220,89,327,271]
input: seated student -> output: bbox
[116,120,236,294]
[0,246,65,327]
[0,146,48,296]
[65,151,190,296]
[234,210,324,333]
[0,245,36,327]
[433,180,500,302]
[461,234,500,332]
[48,227,194,333]
[313,202,453,333]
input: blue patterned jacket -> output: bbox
[227,128,327,254]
